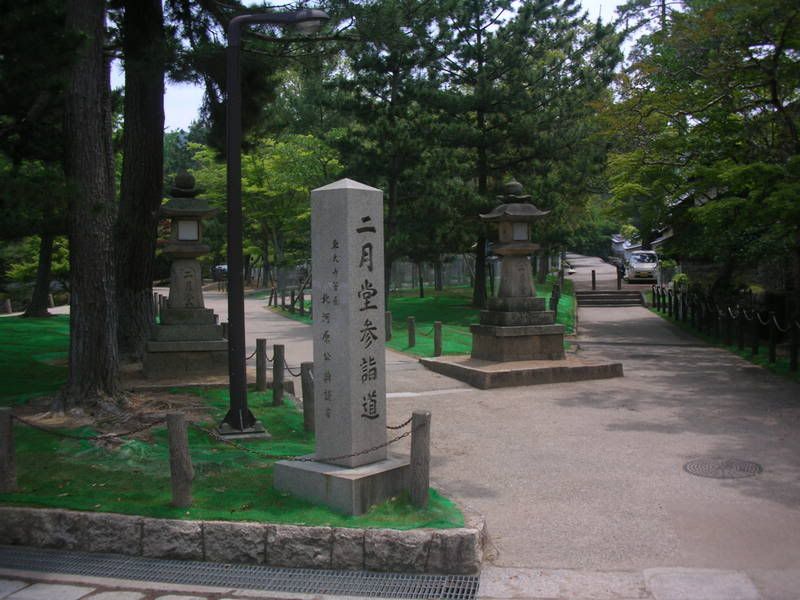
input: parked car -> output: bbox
[212,264,228,281]
[624,251,659,282]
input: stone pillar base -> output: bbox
[470,323,565,361]
[274,455,410,516]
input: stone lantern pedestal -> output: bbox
[143,172,228,378]
[470,181,565,361]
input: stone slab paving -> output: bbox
[7,583,95,599]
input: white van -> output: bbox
[624,251,659,282]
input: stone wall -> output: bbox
[0,506,486,574]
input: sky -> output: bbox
[146,0,616,131]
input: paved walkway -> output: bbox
[3,256,800,598]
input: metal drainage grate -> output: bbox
[684,458,763,479]
[0,545,478,599]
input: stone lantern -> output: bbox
[143,171,228,378]
[470,179,565,361]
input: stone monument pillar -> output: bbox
[470,180,565,361]
[274,179,409,514]
[143,172,228,378]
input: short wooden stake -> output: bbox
[0,408,17,493]
[751,318,759,356]
[272,344,285,406]
[299,290,305,316]
[433,321,443,357]
[410,411,431,508]
[591,270,596,290]
[167,413,193,508]
[290,290,296,313]
[407,316,416,348]
[301,362,315,433]
[768,313,777,364]
[385,311,393,341]
[256,338,267,392]
[221,322,230,339]
[616,270,622,290]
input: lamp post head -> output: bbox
[292,8,330,35]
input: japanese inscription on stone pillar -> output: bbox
[310,179,386,468]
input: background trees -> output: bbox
[607,0,800,304]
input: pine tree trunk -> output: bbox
[60,0,119,409]
[116,0,165,361]
[22,231,54,318]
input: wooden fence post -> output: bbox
[299,290,305,317]
[737,312,745,350]
[256,338,268,392]
[385,311,393,341]
[0,408,17,493]
[221,322,229,339]
[290,290,296,313]
[410,411,431,508]
[751,317,760,356]
[272,344,285,407]
[301,362,314,433]
[433,321,443,357]
[407,316,416,348]
[167,413,193,508]
[591,270,596,290]
[768,312,777,364]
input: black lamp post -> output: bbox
[222,8,330,433]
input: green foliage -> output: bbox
[3,236,69,289]
[607,0,800,295]
[671,272,689,288]
[191,134,342,271]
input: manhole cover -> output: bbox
[684,458,763,479]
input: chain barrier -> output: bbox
[386,415,414,430]
[773,314,792,334]
[188,422,411,462]
[284,358,301,377]
[756,312,771,326]
[12,415,166,441]
[246,349,257,361]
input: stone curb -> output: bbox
[0,505,485,574]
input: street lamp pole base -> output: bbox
[218,410,270,439]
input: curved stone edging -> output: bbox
[0,505,486,574]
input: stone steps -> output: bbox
[576,290,644,307]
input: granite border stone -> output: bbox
[0,505,485,574]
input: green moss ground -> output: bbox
[274,280,575,358]
[0,317,463,528]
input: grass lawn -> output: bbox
[0,315,69,405]
[649,308,800,384]
[274,279,575,358]
[0,317,463,529]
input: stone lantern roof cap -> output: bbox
[161,170,218,217]
[481,179,549,222]
[480,202,549,222]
